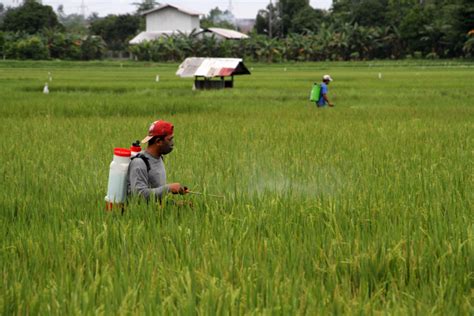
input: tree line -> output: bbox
[253,0,474,59]
[0,0,473,61]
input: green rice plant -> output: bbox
[0,60,473,314]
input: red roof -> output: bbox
[176,58,251,78]
[217,68,235,76]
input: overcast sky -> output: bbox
[2,0,333,19]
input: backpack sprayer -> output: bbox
[309,82,321,102]
[105,147,131,211]
[105,141,223,211]
[105,141,141,211]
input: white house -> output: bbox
[144,4,200,33]
[130,3,248,45]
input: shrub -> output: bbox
[350,51,360,60]
[81,35,106,60]
[0,32,5,59]
[425,51,439,59]
[16,36,48,60]
[129,41,152,61]
[463,36,474,58]
[413,51,423,59]
[63,37,82,60]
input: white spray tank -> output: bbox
[130,140,141,157]
[105,148,131,210]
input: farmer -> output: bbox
[127,119,189,201]
[317,74,334,108]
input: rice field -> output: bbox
[0,59,473,314]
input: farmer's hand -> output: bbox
[168,183,189,195]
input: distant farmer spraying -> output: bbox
[316,74,334,108]
[127,120,189,201]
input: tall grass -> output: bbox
[0,60,473,314]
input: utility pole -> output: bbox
[80,0,86,18]
[269,0,273,38]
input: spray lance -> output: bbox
[183,186,224,199]
[187,191,224,199]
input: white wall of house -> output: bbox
[146,7,199,32]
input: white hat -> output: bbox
[323,74,333,81]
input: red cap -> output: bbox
[141,120,174,144]
[114,148,131,157]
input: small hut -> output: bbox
[176,57,251,89]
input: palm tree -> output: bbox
[81,35,106,60]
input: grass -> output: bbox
[0,59,473,314]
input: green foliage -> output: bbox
[332,0,390,27]
[0,0,473,61]
[80,35,107,60]
[399,6,431,55]
[15,35,48,60]
[127,27,403,62]
[328,0,474,58]
[0,31,4,56]
[201,7,236,30]
[89,14,140,51]
[59,13,88,35]
[133,0,160,14]
[45,31,82,60]
[254,9,270,36]
[463,31,474,57]
[0,3,5,25]
[1,32,20,59]
[290,8,325,34]
[278,0,311,36]
[2,0,61,34]
[440,1,474,56]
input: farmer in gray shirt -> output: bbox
[127,120,188,201]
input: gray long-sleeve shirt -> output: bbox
[127,151,169,200]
